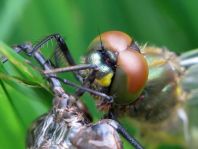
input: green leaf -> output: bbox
[0,42,52,149]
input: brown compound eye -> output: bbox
[89,31,133,52]
[87,31,148,104]
[117,49,148,93]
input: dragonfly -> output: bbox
[0,35,143,149]
[34,31,198,148]
[1,31,198,148]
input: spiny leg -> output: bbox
[74,70,97,97]
[116,122,144,149]
[107,111,144,149]
[43,64,97,75]
[48,76,113,103]
[1,43,32,63]
[1,34,83,82]
[28,34,83,82]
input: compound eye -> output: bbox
[118,49,148,93]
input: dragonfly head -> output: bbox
[85,31,148,105]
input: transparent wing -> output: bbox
[180,49,198,68]
[180,49,198,91]
[180,50,198,149]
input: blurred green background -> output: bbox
[0,0,198,148]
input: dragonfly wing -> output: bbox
[180,65,198,148]
[179,49,198,148]
[180,49,198,68]
[181,64,198,91]
[182,89,198,149]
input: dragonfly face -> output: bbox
[84,31,148,105]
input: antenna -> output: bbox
[97,27,105,50]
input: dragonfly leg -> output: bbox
[43,64,98,74]
[1,43,33,63]
[74,70,97,97]
[28,33,83,82]
[1,34,84,82]
[115,122,144,149]
[74,70,114,104]
[106,111,144,149]
[48,76,113,103]
[28,34,74,64]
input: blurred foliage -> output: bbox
[0,0,198,148]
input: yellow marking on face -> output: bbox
[96,73,113,87]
